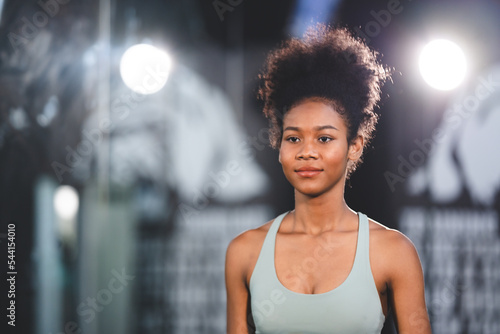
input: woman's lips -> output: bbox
[295,167,323,177]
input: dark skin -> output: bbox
[225,99,432,334]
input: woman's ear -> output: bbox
[348,135,364,161]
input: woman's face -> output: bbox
[279,99,361,197]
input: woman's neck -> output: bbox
[292,185,355,235]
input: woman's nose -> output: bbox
[296,141,319,160]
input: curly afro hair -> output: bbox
[258,23,391,177]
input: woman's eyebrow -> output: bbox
[315,125,339,131]
[283,125,339,132]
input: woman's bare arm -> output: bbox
[387,230,432,334]
[225,232,254,334]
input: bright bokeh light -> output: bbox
[419,39,467,91]
[54,185,79,220]
[120,44,172,95]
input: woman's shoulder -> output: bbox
[225,216,278,281]
[227,216,275,253]
[367,216,417,248]
[366,216,422,265]
[226,213,284,258]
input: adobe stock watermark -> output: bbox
[8,0,71,53]
[212,0,243,22]
[384,74,500,192]
[279,231,339,293]
[409,274,468,333]
[354,0,409,44]
[48,267,135,334]
[177,126,271,221]
[343,0,411,64]
[426,275,468,319]
[50,91,139,182]
[50,62,170,182]
[231,287,286,334]
[250,288,286,328]
[176,108,300,221]
[235,227,348,333]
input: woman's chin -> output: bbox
[294,186,329,198]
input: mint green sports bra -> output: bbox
[249,211,385,334]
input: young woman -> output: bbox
[225,24,431,334]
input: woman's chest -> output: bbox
[271,232,390,316]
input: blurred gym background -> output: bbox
[0,0,499,333]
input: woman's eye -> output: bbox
[319,136,332,143]
[286,136,300,143]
